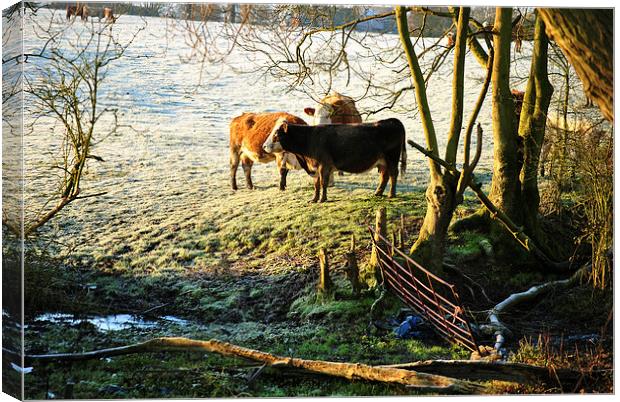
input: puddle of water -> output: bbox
[160,315,190,325]
[34,313,190,332]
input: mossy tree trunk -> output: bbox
[397,6,471,274]
[537,9,613,122]
[477,9,556,259]
[487,8,521,226]
[447,6,489,69]
[411,176,458,274]
[518,12,553,242]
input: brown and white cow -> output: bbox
[66,3,88,21]
[102,7,116,23]
[303,92,362,126]
[511,89,525,118]
[229,112,308,191]
[446,32,455,48]
[511,89,525,136]
[263,118,407,202]
[303,93,362,181]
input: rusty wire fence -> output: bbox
[369,227,480,352]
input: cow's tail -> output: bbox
[400,127,407,175]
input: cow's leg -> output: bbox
[374,165,389,196]
[241,154,254,190]
[310,174,321,203]
[319,165,332,202]
[388,164,398,198]
[279,168,289,191]
[276,154,288,191]
[230,148,240,190]
[327,171,335,187]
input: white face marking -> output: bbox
[312,104,333,125]
[263,117,286,153]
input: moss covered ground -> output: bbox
[11,170,475,398]
[5,166,612,397]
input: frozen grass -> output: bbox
[13,9,611,398]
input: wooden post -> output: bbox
[399,214,406,249]
[369,207,387,286]
[346,235,361,298]
[370,207,387,266]
[318,248,332,297]
[391,231,397,254]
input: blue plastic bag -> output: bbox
[394,315,424,339]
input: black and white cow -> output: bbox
[263,118,407,202]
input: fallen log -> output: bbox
[381,359,581,386]
[16,337,484,394]
[488,266,589,350]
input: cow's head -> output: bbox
[263,117,288,153]
[304,103,333,125]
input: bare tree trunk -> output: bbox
[447,6,489,69]
[410,177,457,274]
[487,8,521,225]
[398,7,471,274]
[409,139,572,272]
[537,9,613,122]
[453,9,564,264]
[518,12,553,242]
[395,6,441,180]
[444,7,469,166]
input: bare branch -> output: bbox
[456,44,494,197]
[19,7,144,236]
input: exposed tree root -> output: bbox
[13,337,484,394]
[449,209,490,233]
[487,265,590,350]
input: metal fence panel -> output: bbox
[369,227,479,352]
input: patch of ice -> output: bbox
[33,313,189,332]
[11,363,34,374]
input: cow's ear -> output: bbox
[304,107,315,116]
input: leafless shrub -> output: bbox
[167,4,469,117]
[2,7,145,237]
[574,129,613,289]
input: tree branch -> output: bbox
[12,337,484,394]
[408,140,574,272]
[381,359,581,386]
[396,6,441,180]
[444,7,470,166]
[488,265,589,350]
[458,42,494,197]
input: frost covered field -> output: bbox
[9,7,610,399]
[21,10,507,253]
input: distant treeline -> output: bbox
[173,4,467,36]
[42,3,533,38]
[45,2,166,18]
